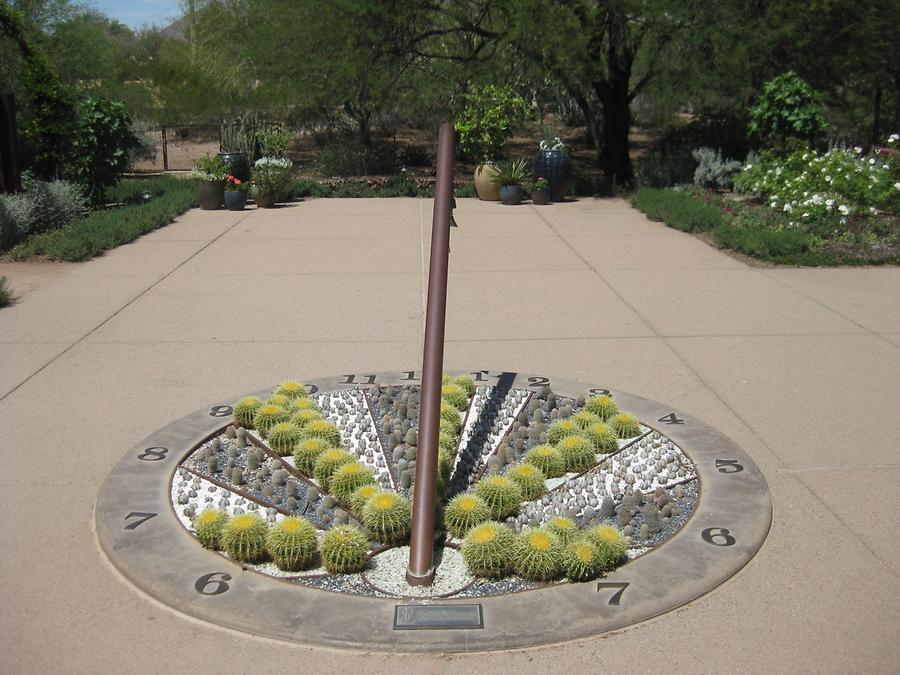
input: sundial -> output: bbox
[95,126,771,652]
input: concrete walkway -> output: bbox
[1,198,898,673]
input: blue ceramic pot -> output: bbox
[217,152,250,182]
[532,150,571,201]
[224,190,247,211]
[499,185,522,205]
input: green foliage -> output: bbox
[221,512,269,563]
[440,401,462,430]
[453,374,476,397]
[360,490,412,543]
[490,158,531,187]
[266,516,317,571]
[692,147,742,189]
[301,419,342,448]
[253,404,289,436]
[0,177,85,250]
[461,521,515,578]
[584,395,619,421]
[320,524,370,573]
[314,138,397,177]
[292,438,330,476]
[252,156,292,195]
[748,72,828,151]
[233,396,262,428]
[609,413,641,439]
[220,112,260,160]
[69,97,141,201]
[257,124,291,158]
[105,176,184,205]
[193,508,228,550]
[440,383,469,411]
[632,188,724,232]
[0,277,12,307]
[512,528,563,581]
[474,475,524,520]
[506,463,547,501]
[556,435,596,473]
[313,448,354,490]
[329,462,376,504]
[455,84,529,163]
[191,155,230,181]
[524,445,565,479]
[563,537,604,581]
[444,493,490,539]
[266,422,300,456]
[9,178,196,261]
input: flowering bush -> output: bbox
[252,156,292,195]
[190,156,229,182]
[225,175,249,192]
[532,176,549,190]
[734,144,899,226]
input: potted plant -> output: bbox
[455,84,529,201]
[532,134,571,202]
[490,158,530,205]
[252,156,293,208]
[190,155,229,210]
[218,113,259,181]
[531,176,550,205]
[224,175,250,211]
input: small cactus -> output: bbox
[439,417,458,437]
[312,448,354,490]
[275,380,307,400]
[584,394,619,421]
[235,427,248,447]
[233,396,262,428]
[547,418,579,444]
[563,537,604,581]
[461,521,515,578]
[609,413,641,439]
[350,483,379,513]
[254,404,289,436]
[361,490,412,543]
[454,374,476,397]
[290,396,319,413]
[320,525,370,573]
[444,493,490,538]
[506,463,547,501]
[524,445,566,478]
[266,516,317,571]
[193,509,228,549]
[290,408,322,429]
[571,410,602,430]
[301,419,342,448]
[292,438,329,475]
[546,516,578,545]
[266,393,291,409]
[556,435,596,472]
[512,528,563,581]
[583,422,618,452]
[474,475,524,520]
[441,383,469,411]
[330,462,376,503]
[230,467,244,485]
[221,512,269,563]
[584,524,629,570]
[438,431,458,454]
[206,455,219,473]
[267,422,300,456]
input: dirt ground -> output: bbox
[0,260,74,304]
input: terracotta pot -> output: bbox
[255,191,277,208]
[194,180,224,210]
[224,190,247,211]
[473,163,500,201]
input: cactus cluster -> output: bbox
[461,521,515,578]
[301,419,342,447]
[350,483,380,513]
[254,404,289,436]
[444,493,490,539]
[266,517,317,571]
[266,393,291,409]
[546,516,577,545]
[440,401,462,430]
[233,396,262,428]
[563,537,604,581]
[290,408,322,429]
[584,394,619,421]
[290,397,319,413]
[571,410,602,430]
[582,422,618,452]
[506,463,547,501]
[329,462,376,504]
[193,508,228,549]
[361,490,412,543]
[524,445,565,478]
[221,512,269,563]
[292,438,329,475]
[556,435,596,473]
[609,413,641,439]
[267,422,300,456]
[547,418,579,444]
[474,475,524,520]
[584,524,629,569]
[454,374,476,397]
[512,528,562,581]
[320,525,370,573]
[275,380,307,400]
[313,448,354,489]
[441,383,469,411]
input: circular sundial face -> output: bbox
[96,370,771,652]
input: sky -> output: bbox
[90,0,182,30]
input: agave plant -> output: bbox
[490,158,531,187]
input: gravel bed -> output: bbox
[364,546,472,598]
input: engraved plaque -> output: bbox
[393,604,484,630]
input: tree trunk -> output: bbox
[598,98,633,186]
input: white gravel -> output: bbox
[364,546,472,598]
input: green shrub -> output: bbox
[632,188,723,232]
[0,177,86,250]
[748,72,828,151]
[289,179,331,198]
[106,176,184,205]
[714,221,814,261]
[692,147,742,189]
[315,137,397,176]
[455,84,528,163]
[220,112,261,161]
